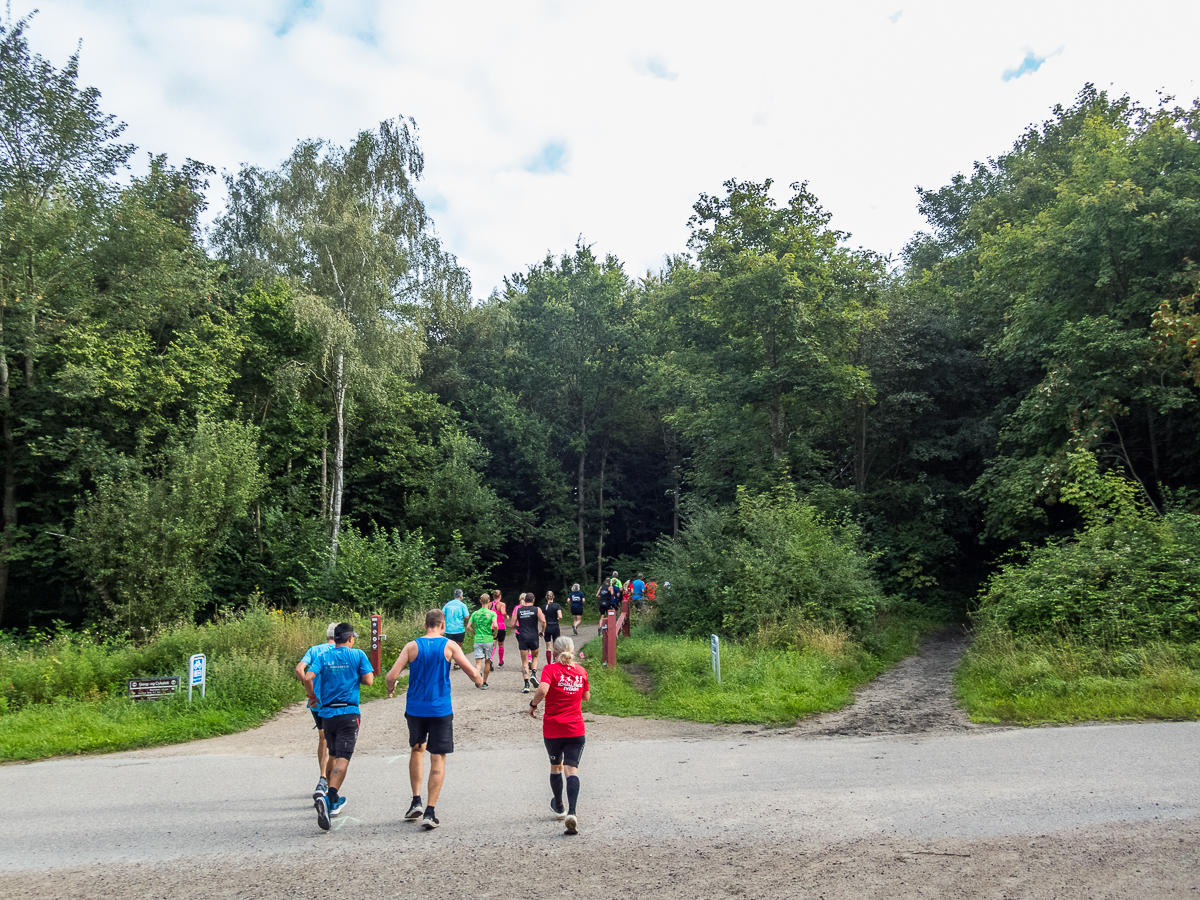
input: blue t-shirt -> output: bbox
[309,645,374,718]
[443,599,469,634]
[406,636,452,717]
[632,579,646,600]
[301,641,336,705]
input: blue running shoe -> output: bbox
[330,796,347,817]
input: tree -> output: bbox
[214,118,468,560]
[0,10,133,623]
[657,179,884,497]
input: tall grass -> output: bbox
[0,604,431,760]
[581,606,939,725]
[956,631,1200,724]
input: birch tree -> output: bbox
[215,118,466,559]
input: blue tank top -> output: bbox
[406,636,452,717]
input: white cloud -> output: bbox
[24,0,1200,296]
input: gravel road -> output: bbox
[4,625,1198,898]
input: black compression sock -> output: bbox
[425,805,435,817]
[327,787,339,805]
[566,775,579,815]
[412,795,421,805]
[550,772,564,804]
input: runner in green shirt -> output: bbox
[468,593,498,689]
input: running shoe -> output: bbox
[421,810,440,830]
[315,794,331,831]
[313,776,328,801]
[497,661,504,667]
[550,798,566,819]
[330,796,347,817]
[404,798,424,820]
[481,682,489,690]
[564,814,578,835]
[572,625,578,635]
[522,680,530,693]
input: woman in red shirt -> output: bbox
[528,635,589,834]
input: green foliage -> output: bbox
[651,485,881,638]
[957,633,1200,724]
[71,418,264,630]
[974,453,1200,645]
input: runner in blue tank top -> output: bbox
[386,608,482,829]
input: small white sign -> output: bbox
[710,634,721,684]
[188,653,207,701]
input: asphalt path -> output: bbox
[5,624,1200,897]
[6,722,1200,861]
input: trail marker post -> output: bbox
[188,653,206,701]
[711,634,721,684]
[369,614,385,674]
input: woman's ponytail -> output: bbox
[553,635,576,667]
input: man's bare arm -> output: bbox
[448,641,483,686]
[386,642,417,695]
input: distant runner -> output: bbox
[542,591,562,667]
[509,593,545,693]
[632,574,646,610]
[490,590,508,668]
[386,609,482,830]
[529,635,590,835]
[567,583,585,635]
[442,589,470,667]
[303,623,374,831]
[295,622,337,800]
[468,592,498,689]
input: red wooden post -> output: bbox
[369,614,383,674]
[621,597,631,637]
[603,609,617,666]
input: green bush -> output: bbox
[974,454,1200,646]
[650,485,882,638]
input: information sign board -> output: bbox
[128,677,180,701]
[188,653,206,701]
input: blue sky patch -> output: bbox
[276,0,323,37]
[888,10,903,23]
[525,142,568,174]
[645,57,678,81]
[1002,47,1063,81]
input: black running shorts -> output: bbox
[496,629,507,644]
[543,627,561,643]
[323,714,360,760]
[570,602,583,615]
[310,708,323,729]
[517,637,539,652]
[406,712,454,754]
[446,632,465,646]
[543,735,586,767]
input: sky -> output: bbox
[25,0,1200,299]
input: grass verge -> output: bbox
[0,605,427,761]
[956,632,1200,724]
[578,605,944,725]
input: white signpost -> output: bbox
[188,653,206,701]
[710,634,721,684]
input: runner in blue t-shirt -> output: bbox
[632,574,647,611]
[386,608,482,829]
[304,623,374,831]
[442,589,471,667]
[295,623,338,801]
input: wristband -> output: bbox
[530,701,537,709]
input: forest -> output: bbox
[3,10,1200,675]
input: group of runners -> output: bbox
[295,587,595,836]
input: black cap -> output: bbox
[334,623,357,643]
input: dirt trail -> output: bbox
[774,624,994,740]
[121,622,988,764]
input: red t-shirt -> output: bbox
[539,662,589,738]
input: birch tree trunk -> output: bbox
[330,352,346,560]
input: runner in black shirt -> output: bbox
[567,583,585,635]
[509,593,545,694]
[542,591,563,667]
